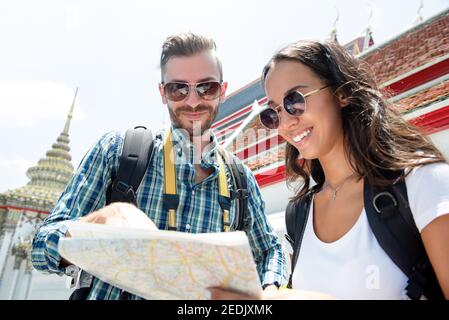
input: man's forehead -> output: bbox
[163,51,221,82]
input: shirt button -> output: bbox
[186,224,191,230]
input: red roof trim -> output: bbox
[0,205,49,215]
[384,58,449,95]
[213,105,252,129]
[216,121,243,138]
[255,165,286,187]
[235,135,285,160]
[410,104,449,134]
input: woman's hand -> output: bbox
[208,287,334,300]
[208,287,261,300]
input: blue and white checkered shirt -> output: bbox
[31,126,287,299]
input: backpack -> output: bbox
[69,126,249,299]
[285,170,444,300]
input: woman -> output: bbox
[210,40,449,299]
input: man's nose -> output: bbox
[184,87,201,109]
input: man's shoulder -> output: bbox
[91,130,124,155]
[98,127,164,149]
[96,130,124,144]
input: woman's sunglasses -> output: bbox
[259,85,328,129]
[162,81,222,102]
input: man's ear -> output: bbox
[219,82,228,103]
[158,83,167,104]
[335,90,349,108]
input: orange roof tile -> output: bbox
[362,11,449,84]
[396,79,449,113]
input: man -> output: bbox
[31,32,287,299]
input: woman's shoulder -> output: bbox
[405,161,449,185]
[404,161,449,232]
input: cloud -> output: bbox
[0,155,34,193]
[0,79,85,128]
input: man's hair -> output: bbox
[160,32,223,82]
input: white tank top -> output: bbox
[283,163,449,299]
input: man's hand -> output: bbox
[60,203,156,268]
[78,202,158,230]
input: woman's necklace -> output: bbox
[322,173,357,200]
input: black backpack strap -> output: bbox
[103,126,153,300]
[364,171,444,300]
[229,160,248,231]
[70,126,154,300]
[106,126,154,205]
[285,191,314,289]
[68,287,91,300]
[219,150,248,231]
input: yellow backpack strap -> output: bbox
[217,153,232,232]
[163,129,179,230]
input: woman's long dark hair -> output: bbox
[262,40,446,200]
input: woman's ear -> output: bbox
[335,91,350,108]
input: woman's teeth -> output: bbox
[292,129,311,143]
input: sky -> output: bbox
[0,0,448,193]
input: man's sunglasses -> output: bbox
[162,81,222,102]
[259,85,328,129]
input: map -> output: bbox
[58,221,262,299]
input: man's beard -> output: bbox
[167,103,219,137]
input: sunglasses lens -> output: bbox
[259,109,279,129]
[164,83,189,102]
[284,91,306,116]
[164,82,221,101]
[196,82,221,100]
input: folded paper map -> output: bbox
[58,221,262,299]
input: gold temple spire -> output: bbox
[414,0,424,25]
[329,7,339,43]
[63,87,78,136]
[363,5,375,51]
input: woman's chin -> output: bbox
[295,148,319,161]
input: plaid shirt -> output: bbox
[31,126,287,299]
